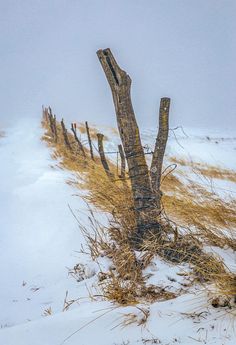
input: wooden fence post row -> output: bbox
[43,108,126,178]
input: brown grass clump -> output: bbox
[41,109,236,311]
[161,168,236,250]
[43,307,53,317]
[196,255,236,310]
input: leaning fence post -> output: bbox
[61,119,72,151]
[118,144,126,179]
[97,133,113,179]
[71,123,86,157]
[85,121,94,160]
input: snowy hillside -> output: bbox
[0,117,236,345]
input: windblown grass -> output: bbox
[170,157,236,183]
[164,159,236,250]
[42,112,236,310]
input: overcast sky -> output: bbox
[0,0,235,130]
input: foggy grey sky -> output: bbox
[0,0,235,130]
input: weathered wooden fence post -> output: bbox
[85,121,94,160]
[97,48,161,242]
[97,133,113,178]
[150,98,170,209]
[71,123,86,157]
[61,119,72,151]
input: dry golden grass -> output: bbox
[120,307,150,328]
[42,115,178,305]
[196,255,236,310]
[43,116,236,251]
[42,113,236,310]
[42,117,147,303]
[161,163,236,250]
[46,120,224,237]
[43,307,52,317]
[170,157,236,183]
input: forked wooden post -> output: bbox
[97,133,113,178]
[85,121,94,160]
[150,98,170,209]
[61,119,72,151]
[118,144,126,179]
[97,48,160,241]
[71,123,86,157]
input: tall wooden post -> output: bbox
[97,48,160,241]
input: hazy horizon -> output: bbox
[0,0,235,131]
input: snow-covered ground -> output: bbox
[0,118,92,326]
[0,118,236,345]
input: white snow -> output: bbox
[0,118,236,344]
[0,118,90,326]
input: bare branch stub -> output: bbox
[71,123,86,157]
[97,48,161,242]
[97,133,113,179]
[150,97,170,208]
